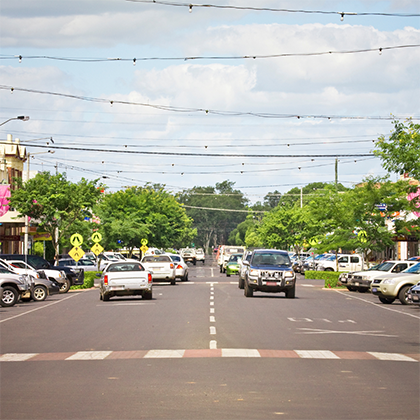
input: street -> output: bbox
[1,257,419,420]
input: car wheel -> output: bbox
[378,296,395,304]
[219,265,223,273]
[324,268,334,272]
[238,276,244,289]
[226,273,230,277]
[358,288,368,293]
[99,291,103,300]
[143,291,153,300]
[182,273,189,282]
[244,282,253,297]
[59,278,71,294]
[347,286,357,291]
[398,285,412,305]
[32,285,48,302]
[1,286,19,307]
[102,293,110,301]
[285,286,296,299]
[171,277,176,285]
[193,260,196,266]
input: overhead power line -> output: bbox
[2,85,418,121]
[127,1,420,19]
[2,44,419,63]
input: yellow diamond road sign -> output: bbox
[70,233,83,247]
[91,243,104,256]
[91,232,102,243]
[140,245,148,254]
[69,246,85,262]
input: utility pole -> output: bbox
[335,158,338,186]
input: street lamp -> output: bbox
[0,116,30,127]
[23,150,55,255]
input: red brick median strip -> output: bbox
[0,350,418,362]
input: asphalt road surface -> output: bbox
[1,256,419,420]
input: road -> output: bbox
[1,257,419,420]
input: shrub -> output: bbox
[304,270,346,288]
[70,271,101,290]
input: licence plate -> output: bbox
[413,295,419,301]
[266,281,277,286]
[355,282,359,286]
[109,286,125,291]
[372,287,378,293]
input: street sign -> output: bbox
[140,245,148,254]
[69,246,85,262]
[358,230,368,243]
[70,233,83,247]
[91,243,104,256]
[141,238,148,246]
[91,232,102,243]
[309,237,317,246]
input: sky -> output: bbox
[0,0,419,204]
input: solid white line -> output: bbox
[222,349,260,357]
[368,352,417,362]
[96,303,155,306]
[144,349,185,358]
[295,350,340,359]
[334,290,420,319]
[66,351,112,360]
[0,293,80,324]
[0,353,38,362]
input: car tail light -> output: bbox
[148,273,152,283]
[176,264,183,270]
[170,263,174,269]
[104,275,108,285]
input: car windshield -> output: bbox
[403,263,420,274]
[252,252,290,267]
[170,255,181,262]
[107,263,144,272]
[229,254,242,263]
[372,262,394,271]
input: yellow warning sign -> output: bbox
[91,232,102,243]
[69,246,85,262]
[91,243,104,256]
[70,233,83,247]
[140,245,148,254]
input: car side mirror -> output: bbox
[242,261,250,266]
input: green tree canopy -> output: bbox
[10,172,104,260]
[95,185,196,254]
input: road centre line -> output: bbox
[334,290,420,319]
[0,293,79,324]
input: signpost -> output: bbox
[69,233,85,262]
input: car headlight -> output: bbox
[383,278,396,284]
[362,276,369,281]
[17,276,25,285]
[284,271,294,278]
[249,269,260,277]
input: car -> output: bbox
[225,253,243,277]
[238,251,253,289]
[0,254,83,292]
[195,248,205,264]
[316,254,366,272]
[141,254,176,285]
[167,254,189,281]
[408,256,420,262]
[56,258,99,272]
[98,261,153,301]
[340,260,417,292]
[1,260,60,301]
[218,246,246,273]
[180,248,197,265]
[242,249,296,298]
[0,269,32,307]
[371,262,420,304]
[407,281,420,305]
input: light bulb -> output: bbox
[19,55,22,63]
[133,58,136,66]
[379,48,382,55]
[189,4,193,13]
[340,13,344,21]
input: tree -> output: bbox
[373,119,420,179]
[10,172,104,261]
[95,185,195,254]
[177,180,249,251]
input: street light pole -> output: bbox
[0,116,30,127]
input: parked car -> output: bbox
[0,254,83,292]
[180,248,197,265]
[195,248,205,264]
[340,260,417,292]
[98,261,153,301]
[57,258,98,272]
[407,281,420,305]
[225,253,243,277]
[371,262,420,304]
[316,254,366,272]
[167,254,189,281]
[242,249,296,298]
[0,269,32,307]
[141,254,176,285]
[1,260,60,301]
